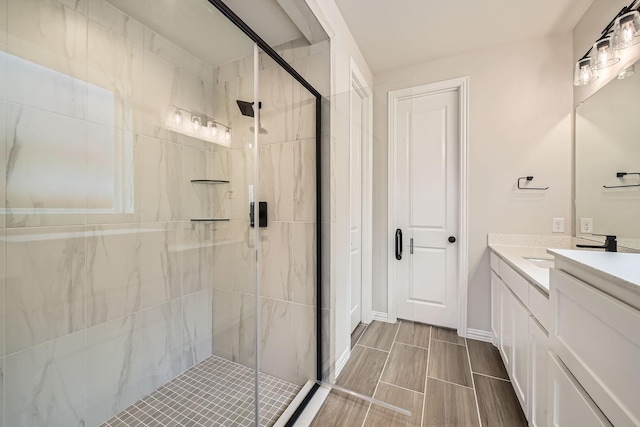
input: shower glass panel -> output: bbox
[0,0,274,425]
[252,45,319,410]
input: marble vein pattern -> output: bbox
[260,297,294,383]
[294,138,316,222]
[260,221,293,301]
[86,124,142,225]
[212,288,256,369]
[6,0,88,119]
[5,226,86,354]
[292,222,316,306]
[86,313,143,427]
[292,303,316,384]
[86,223,142,327]
[140,300,184,394]
[141,136,182,222]
[259,65,292,145]
[87,18,144,133]
[260,142,294,221]
[87,0,143,47]
[5,103,88,227]
[182,221,214,295]
[140,221,182,310]
[183,288,213,368]
[6,331,86,427]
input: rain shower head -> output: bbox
[236,100,255,117]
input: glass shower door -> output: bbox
[0,0,262,426]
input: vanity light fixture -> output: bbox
[574,58,598,86]
[192,115,202,131]
[594,38,620,69]
[574,0,640,86]
[613,11,640,49]
[166,106,231,146]
[174,109,183,125]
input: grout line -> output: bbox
[421,325,432,427]
[378,380,424,396]
[393,341,429,351]
[430,337,466,347]
[354,343,390,354]
[464,337,483,427]
[361,320,402,426]
[352,323,369,349]
[472,371,511,383]
[425,376,475,391]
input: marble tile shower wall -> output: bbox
[209,43,320,387]
[0,0,260,426]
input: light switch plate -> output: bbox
[552,218,565,233]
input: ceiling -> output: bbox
[334,0,594,74]
[108,0,304,67]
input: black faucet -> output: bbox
[576,235,617,252]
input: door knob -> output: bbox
[448,236,456,243]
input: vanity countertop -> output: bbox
[489,244,554,295]
[547,249,640,293]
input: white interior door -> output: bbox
[393,88,459,328]
[350,90,363,332]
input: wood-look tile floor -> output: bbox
[311,321,527,427]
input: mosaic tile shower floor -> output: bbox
[100,356,301,427]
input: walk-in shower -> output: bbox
[0,0,328,426]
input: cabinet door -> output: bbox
[491,272,501,345]
[499,281,512,372]
[511,295,529,419]
[548,353,612,427]
[530,317,549,427]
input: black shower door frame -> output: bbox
[207,1,324,424]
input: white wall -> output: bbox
[304,0,373,379]
[371,34,574,331]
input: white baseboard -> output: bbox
[466,328,493,343]
[335,347,350,378]
[371,311,389,322]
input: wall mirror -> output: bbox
[575,59,640,250]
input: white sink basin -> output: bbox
[524,256,555,269]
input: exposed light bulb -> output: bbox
[614,11,640,49]
[192,116,201,131]
[622,23,635,43]
[224,128,231,141]
[208,120,218,137]
[174,110,183,125]
[581,65,593,84]
[574,58,597,86]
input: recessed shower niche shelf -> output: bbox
[190,179,230,184]
[190,218,230,222]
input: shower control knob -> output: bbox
[448,236,456,243]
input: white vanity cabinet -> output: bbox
[490,250,547,425]
[529,316,549,427]
[549,264,640,427]
[547,353,613,427]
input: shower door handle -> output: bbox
[250,202,268,228]
[395,229,403,260]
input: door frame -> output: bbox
[348,58,373,326]
[387,77,469,337]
